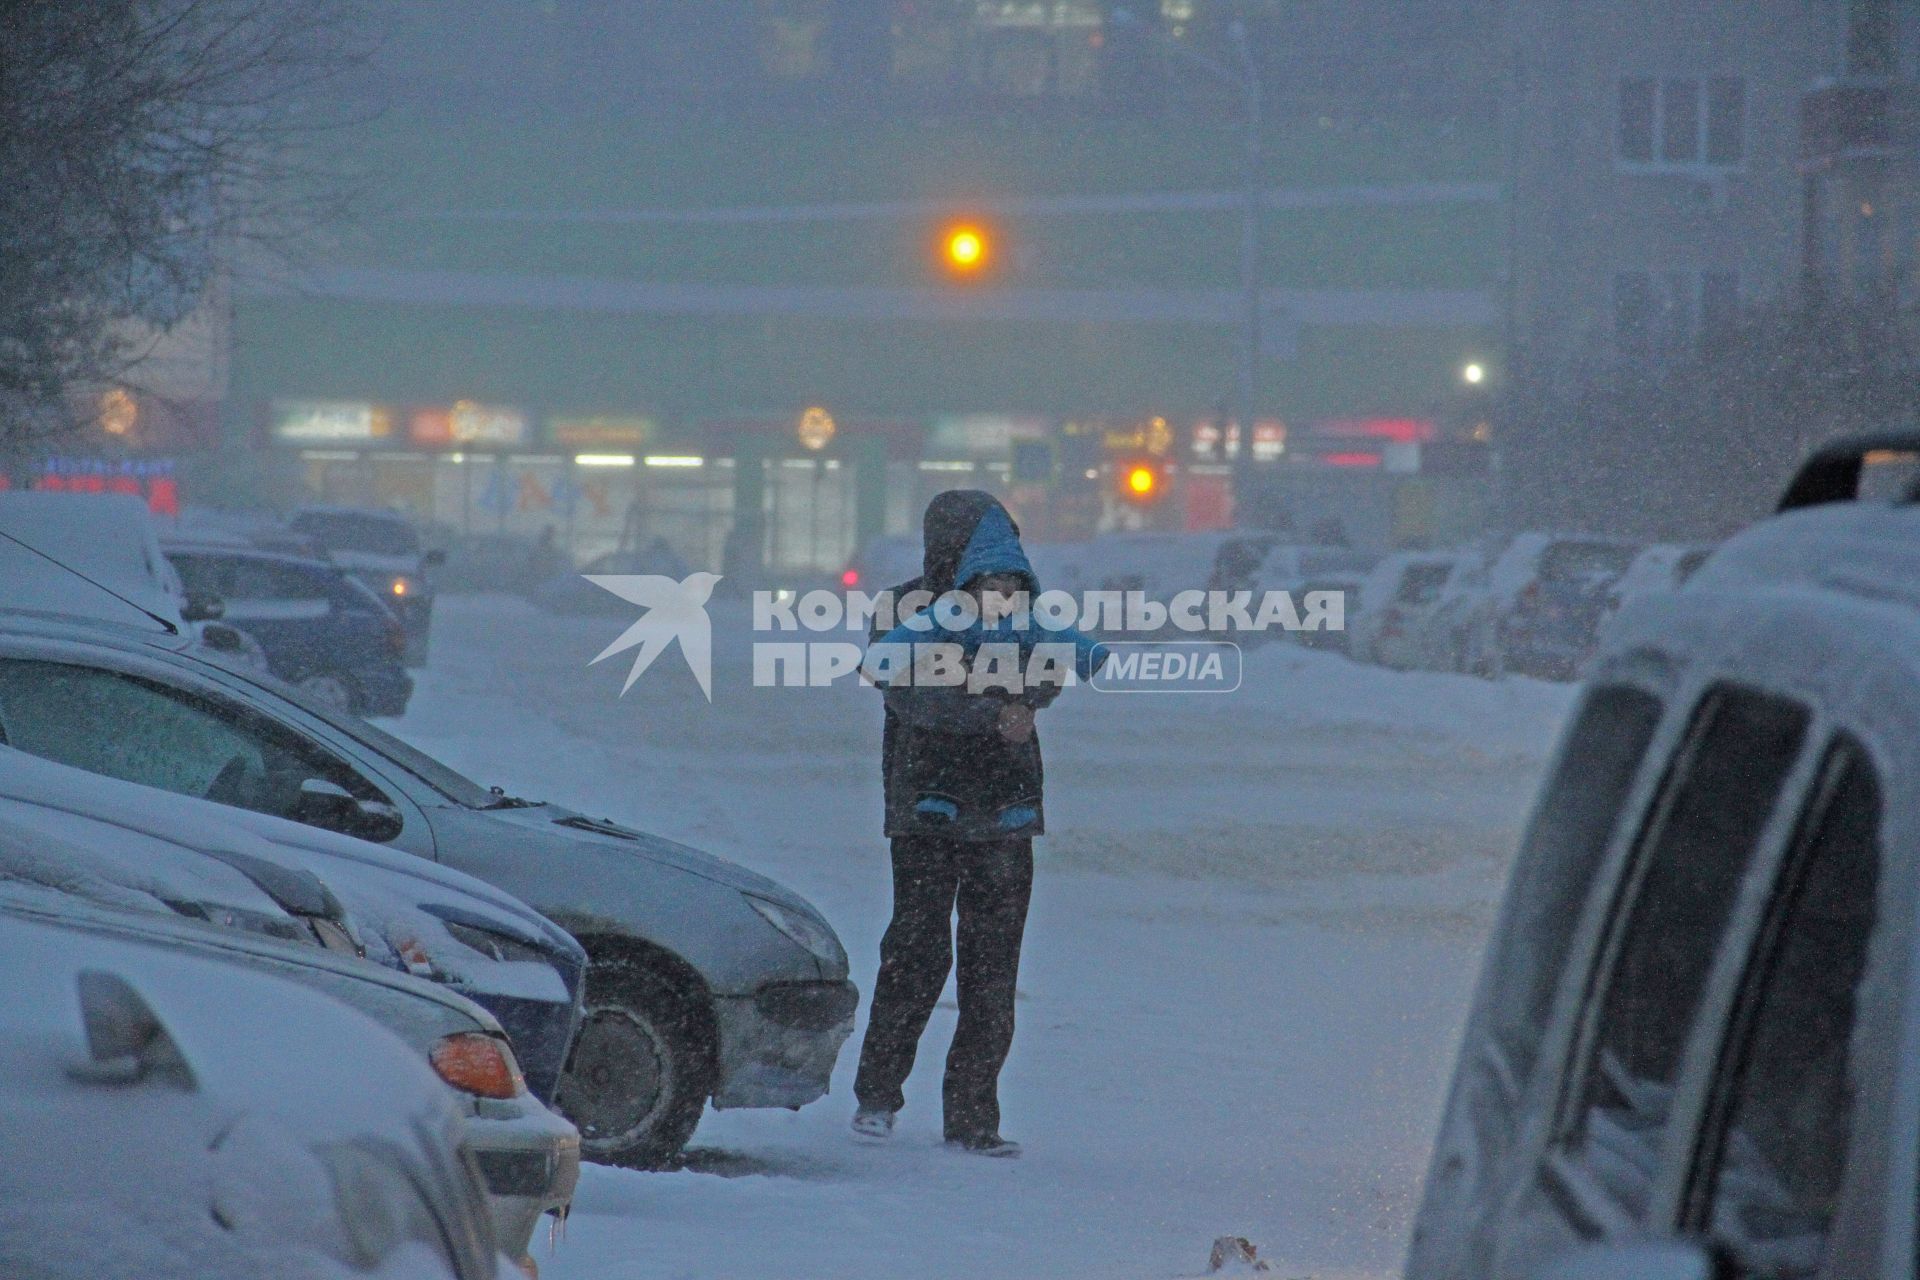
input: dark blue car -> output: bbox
[164,542,414,717]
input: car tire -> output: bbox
[555,961,713,1170]
[296,673,356,714]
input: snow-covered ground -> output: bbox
[396,596,1577,1280]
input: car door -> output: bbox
[1491,683,1815,1276]
[1407,680,1670,1279]
[0,650,431,852]
[1665,735,1887,1279]
[217,557,336,679]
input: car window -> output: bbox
[1564,686,1810,1218]
[1397,563,1453,605]
[1694,742,1880,1279]
[0,658,389,822]
[228,559,330,602]
[1486,686,1665,1086]
[168,554,231,599]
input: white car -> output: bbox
[1350,551,1466,669]
[1406,432,1920,1279]
[0,489,269,672]
[0,910,503,1279]
[1606,541,1714,611]
[0,746,588,1110]
[0,795,579,1268]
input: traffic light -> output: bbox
[1119,461,1163,504]
[941,223,989,276]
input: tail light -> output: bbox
[841,569,860,588]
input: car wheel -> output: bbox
[555,961,712,1169]
[296,673,355,714]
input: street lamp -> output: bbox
[1462,361,1486,386]
[1113,9,1263,520]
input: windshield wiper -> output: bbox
[482,786,537,810]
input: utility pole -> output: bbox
[1112,8,1268,525]
[1229,19,1263,527]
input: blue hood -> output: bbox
[951,504,1037,593]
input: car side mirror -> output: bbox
[294,778,405,843]
[182,592,226,623]
[1532,1242,1721,1280]
[422,548,447,568]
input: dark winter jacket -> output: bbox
[870,491,1104,842]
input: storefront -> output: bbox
[265,400,924,578]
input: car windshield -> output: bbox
[290,513,420,557]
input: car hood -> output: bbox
[476,800,807,905]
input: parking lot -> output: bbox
[394,596,1575,1279]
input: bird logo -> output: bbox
[585,572,722,700]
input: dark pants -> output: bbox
[853,835,1034,1141]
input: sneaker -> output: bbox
[945,1132,1022,1158]
[851,1108,896,1142]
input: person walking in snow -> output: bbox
[850,490,1103,1157]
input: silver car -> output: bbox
[0,795,579,1269]
[0,610,855,1167]
[0,910,503,1279]
[0,742,588,1110]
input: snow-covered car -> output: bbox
[1411,550,1503,676]
[0,793,580,1270]
[164,539,415,716]
[1494,536,1639,681]
[1248,544,1378,651]
[1604,541,1714,613]
[0,489,269,673]
[1406,433,1920,1279]
[288,506,443,666]
[1349,551,1464,669]
[0,741,587,1107]
[0,909,502,1280]
[0,607,854,1168]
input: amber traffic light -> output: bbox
[942,223,988,275]
[1121,462,1162,503]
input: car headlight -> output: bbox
[744,893,845,968]
[390,576,415,599]
[430,1032,525,1101]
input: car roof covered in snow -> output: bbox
[160,538,346,575]
[0,793,299,925]
[0,491,184,633]
[0,747,582,1007]
[1596,498,1920,746]
[1681,499,1920,611]
[0,909,450,1130]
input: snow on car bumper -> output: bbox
[468,1096,581,1266]
[710,981,858,1110]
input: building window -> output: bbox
[1615,269,1740,359]
[1618,75,1745,170]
